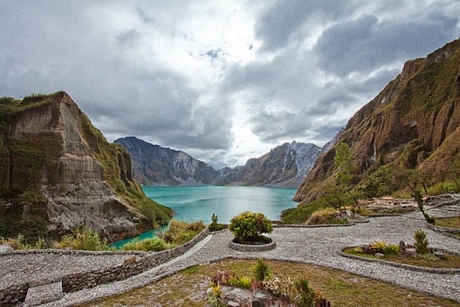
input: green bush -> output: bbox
[122,237,168,252]
[414,229,429,254]
[229,211,272,243]
[227,275,253,289]
[253,258,271,281]
[209,213,225,231]
[162,220,205,246]
[55,227,111,251]
[293,278,316,307]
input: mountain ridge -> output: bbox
[115,137,321,188]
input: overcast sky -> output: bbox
[1,1,459,168]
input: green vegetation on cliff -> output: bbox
[0,92,172,243]
[288,39,460,224]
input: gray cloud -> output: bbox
[255,0,350,52]
[314,11,460,76]
[1,0,459,168]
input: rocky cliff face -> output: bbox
[216,141,321,187]
[294,39,460,205]
[116,137,321,188]
[0,92,172,242]
[115,136,220,186]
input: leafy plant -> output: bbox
[227,275,253,289]
[55,227,111,251]
[293,278,316,307]
[414,229,429,254]
[229,211,272,243]
[209,213,224,231]
[212,270,232,286]
[207,283,225,307]
[263,276,295,297]
[122,237,168,252]
[253,258,271,281]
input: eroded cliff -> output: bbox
[294,38,460,205]
[0,92,172,242]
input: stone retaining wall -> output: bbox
[0,284,29,307]
[62,227,209,292]
[0,228,209,306]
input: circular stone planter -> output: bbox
[229,237,277,252]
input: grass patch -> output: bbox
[435,217,460,229]
[77,259,459,307]
[121,220,205,251]
[343,247,460,269]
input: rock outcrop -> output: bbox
[215,141,321,187]
[0,92,172,242]
[294,38,460,205]
[115,136,220,186]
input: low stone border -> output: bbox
[0,248,147,257]
[0,227,210,307]
[426,223,460,240]
[229,239,277,252]
[338,249,460,274]
[273,222,355,228]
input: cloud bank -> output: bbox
[1,0,459,168]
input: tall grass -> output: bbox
[54,227,111,251]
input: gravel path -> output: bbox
[1,204,459,306]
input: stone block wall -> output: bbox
[0,228,209,306]
[0,284,29,307]
[62,228,209,292]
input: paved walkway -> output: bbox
[1,203,459,306]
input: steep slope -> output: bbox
[115,136,220,186]
[216,141,321,187]
[0,92,172,242]
[294,38,460,205]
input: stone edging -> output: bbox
[229,239,277,252]
[0,248,147,257]
[273,223,355,228]
[426,223,460,241]
[0,228,210,306]
[337,249,460,274]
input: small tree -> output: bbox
[414,229,429,254]
[229,211,272,243]
[209,213,224,231]
[396,168,434,224]
[253,258,271,281]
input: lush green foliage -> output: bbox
[253,258,271,281]
[55,227,111,251]
[281,198,333,224]
[209,213,224,231]
[293,278,317,307]
[229,211,272,243]
[414,229,429,254]
[162,220,205,246]
[0,92,173,241]
[122,237,169,252]
[122,220,205,251]
[0,234,48,250]
[227,275,252,289]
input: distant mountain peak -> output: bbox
[116,137,322,188]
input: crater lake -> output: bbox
[112,186,298,248]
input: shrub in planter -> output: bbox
[229,211,273,244]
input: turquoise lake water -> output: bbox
[111,186,298,248]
